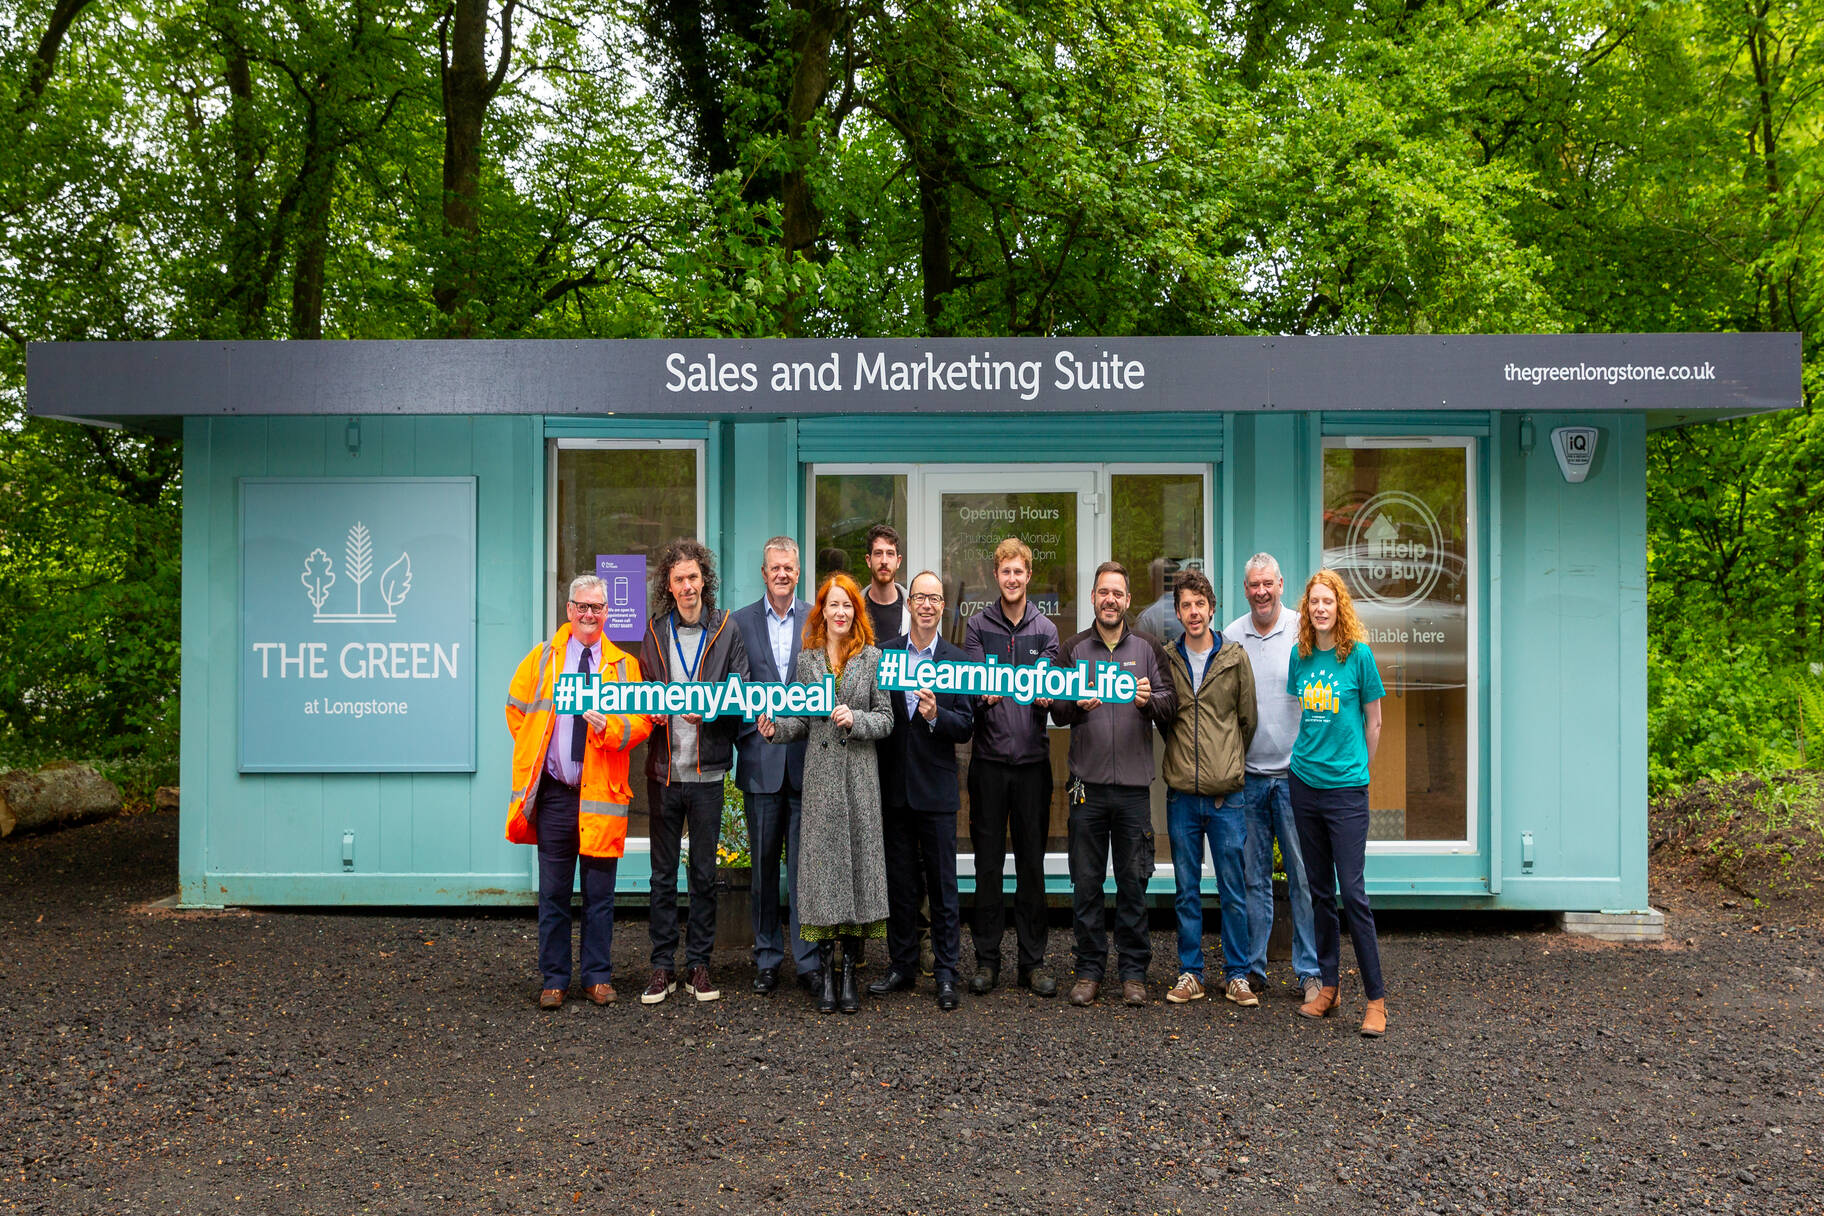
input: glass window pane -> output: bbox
[554,444,700,842]
[1112,473,1206,646]
[1110,472,1206,860]
[1322,443,1472,844]
[936,490,1077,646]
[813,473,906,591]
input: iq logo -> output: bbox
[300,522,413,624]
[1344,491,1444,610]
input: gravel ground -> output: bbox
[4,809,1822,1215]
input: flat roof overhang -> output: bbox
[26,333,1801,430]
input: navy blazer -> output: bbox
[878,634,975,813]
[733,596,809,794]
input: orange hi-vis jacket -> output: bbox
[505,624,652,858]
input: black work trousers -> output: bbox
[1067,782,1154,983]
[967,757,1052,974]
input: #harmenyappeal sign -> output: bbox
[240,478,477,773]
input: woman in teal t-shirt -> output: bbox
[1284,569,1388,1037]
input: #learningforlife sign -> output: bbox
[876,653,1136,704]
[240,478,477,773]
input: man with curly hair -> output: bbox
[639,539,749,1005]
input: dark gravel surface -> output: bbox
[4,810,1822,1215]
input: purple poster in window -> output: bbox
[594,555,647,643]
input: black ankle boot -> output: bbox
[816,942,837,1014]
[838,937,862,1014]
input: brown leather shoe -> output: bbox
[1298,984,1339,1019]
[538,987,565,1010]
[584,983,617,1006]
[1067,978,1100,1006]
[1359,997,1387,1037]
[1122,980,1147,1006]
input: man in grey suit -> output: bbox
[733,537,818,993]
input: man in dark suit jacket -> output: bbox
[733,538,817,994]
[873,570,976,1009]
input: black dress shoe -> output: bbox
[936,980,960,1011]
[753,966,779,994]
[796,970,818,993]
[866,967,917,996]
[967,966,999,995]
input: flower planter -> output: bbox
[715,865,754,950]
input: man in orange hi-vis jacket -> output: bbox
[506,573,651,1010]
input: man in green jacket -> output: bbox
[1158,569,1259,1007]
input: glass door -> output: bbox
[920,469,1096,875]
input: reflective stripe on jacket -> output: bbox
[505,624,652,858]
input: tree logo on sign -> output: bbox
[300,522,413,623]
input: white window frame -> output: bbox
[1318,435,1480,856]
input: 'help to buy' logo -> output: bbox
[300,522,413,623]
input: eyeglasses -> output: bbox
[570,601,608,616]
[909,593,944,606]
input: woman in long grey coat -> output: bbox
[759,572,893,1014]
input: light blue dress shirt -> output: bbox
[903,634,939,723]
[765,599,795,678]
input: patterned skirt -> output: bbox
[800,919,888,942]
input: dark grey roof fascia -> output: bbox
[27,334,1801,426]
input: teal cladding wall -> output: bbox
[1488,412,1649,911]
[180,415,544,906]
[180,409,1648,911]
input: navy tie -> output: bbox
[570,646,592,764]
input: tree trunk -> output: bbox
[435,0,514,336]
[777,0,844,333]
[0,764,122,838]
[917,138,956,334]
[290,111,338,340]
[221,34,271,335]
[18,0,95,107]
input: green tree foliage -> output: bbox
[0,0,1821,778]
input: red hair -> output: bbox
[804,572,873,674]
[1296,569,1367,661]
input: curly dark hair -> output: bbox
[651,538,719,617]
[1173,569,1217,609]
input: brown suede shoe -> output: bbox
[538,987,565,1010]
[1121,980,1148,1006]
[584,983,617,1006]
[1298,984,1339,1019]
[1067,978,1100,1006]
[1359,997,1387,1037]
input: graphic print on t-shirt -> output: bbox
[1299,676,1339,715]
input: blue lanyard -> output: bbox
[671,613,708,681]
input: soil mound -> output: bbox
[1651,770,1824,925]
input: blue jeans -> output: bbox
[1165,789,1248,983]
[1228,774,1319,981]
